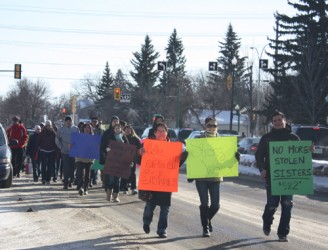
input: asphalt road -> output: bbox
[0,173,327,250]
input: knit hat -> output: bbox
[111,115,119,122]
[64,115,72,121]
[45,120,52,126]
[12,116,20,122]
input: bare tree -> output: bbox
[2,79,50,127]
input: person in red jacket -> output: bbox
[6,116,28,178]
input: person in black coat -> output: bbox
[26,125,42,182]
[256,110,299,242]
[121,125,142,195]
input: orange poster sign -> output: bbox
[139,139,183,192]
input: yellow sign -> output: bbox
[186,137,238,178]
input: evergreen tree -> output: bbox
[266,0,328,124]
[95,62,115,122]
[201,24,248,124]
[130,35,160,126]
[157,29,192,127]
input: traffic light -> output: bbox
[14,64,21,79]
[114,87,121,101]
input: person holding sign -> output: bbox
[101,122,128,202]
[255,110,299,242]
[189,117,240,237]
[141,122,187,238]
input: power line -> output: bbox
[0,4,273,20]
[0,25,269,38]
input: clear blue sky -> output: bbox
[0,0,296,98]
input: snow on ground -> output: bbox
[239,154,328,193]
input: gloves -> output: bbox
[235,152,240,162]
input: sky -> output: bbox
[0,0,297,98]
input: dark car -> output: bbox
[238,137,261,155]
[292,125,328,160]
[0,123,17,188]
[133,126,147,138]
[178,128,195,143]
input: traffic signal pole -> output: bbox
[0,64,22,79]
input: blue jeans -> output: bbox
[195,180,221,210]
[143,202,169,235]
[62,153,76,185]
[262,184,293,237]
[104,174,120,193]
[40,151,55,182]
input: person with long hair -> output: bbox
[190,117,240,237]
[75,123,94,195]
[142,122,187,238]
[122,125,142,195]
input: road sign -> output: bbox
[157,61,167,71]
[259,59,268,69]
[208,61,218,71]
[120,94,131,103]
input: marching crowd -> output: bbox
[5,111,296,242]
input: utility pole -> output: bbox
[250,45,269,136]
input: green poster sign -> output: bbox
[186,137,238,178]
[91,160,104,170]
[269,141,313,195]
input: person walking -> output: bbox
[25,125,42,182]
[142,122,187,238]
[189,117,240,237]
[99,115,120,189]
[89,116,103,187]
[6,116,28,178]
[36,120,57,185]
[56,116,79,189]
[255,110,299,242]
[75,123,94,196]
[102,123,128,202]
[122,125,142,195]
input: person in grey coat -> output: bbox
[55,116,79,189]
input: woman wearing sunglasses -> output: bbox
[191,117,239,237]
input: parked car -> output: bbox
[177,128,195,143]
[27,128,35,136]
[292,125,328,160]
[133,126,147,138]
[141,127,178,142]
[0,123,18,188]
[238,137,261,155]
[185,130,204,140]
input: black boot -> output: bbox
[208,206,220,232]
[200,205,210,237]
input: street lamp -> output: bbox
[235,104,240,133]
[229,57,238,132]
[250,44,269,135]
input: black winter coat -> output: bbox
[255,127,299,184]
